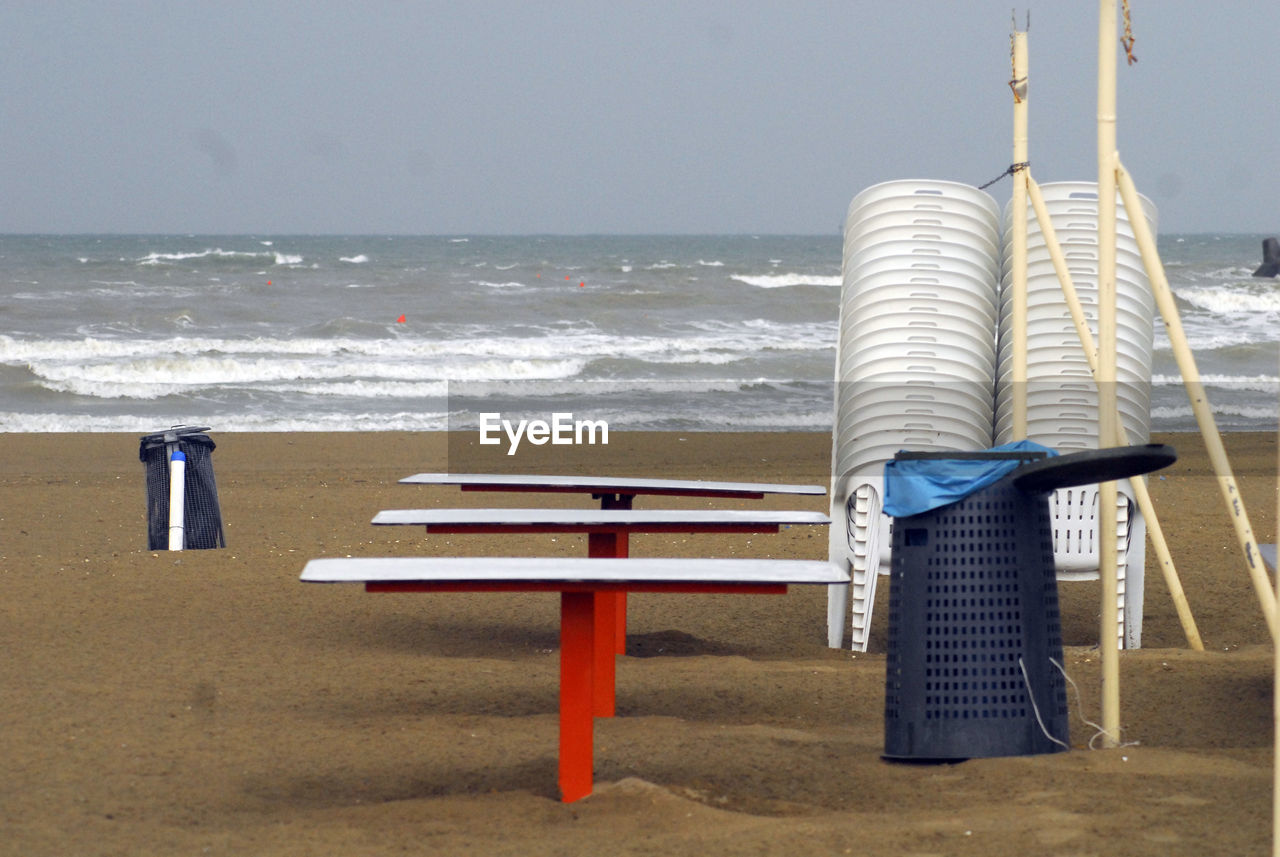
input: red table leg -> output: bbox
[587,530,627,716]
[615,588,627,653]
[596,494,633,656]
[364,579,791,802]
[559,590,595,802]
[590,591,616,717]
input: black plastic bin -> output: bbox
[882,444,1176,761]
[139,426,225,550]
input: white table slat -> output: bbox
[372,508,830,526]
[302,557,849,585]
[399,473,825,495]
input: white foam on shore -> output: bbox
[0,411,456,433]
[474,280,527,289]
[135,248,305,266]
[1152,373,1279,393]
[1176,285,1280,314]
[0,320,834,367]
[731,273,842,288]
[27,355,590,399]
[1151,403,1278,423]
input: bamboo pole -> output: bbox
[1010,30,1029,440]
[1096,0,1122,749]
[1026,176,1204,651]
[1116,161,1280,638]
[1025,177,1098,370]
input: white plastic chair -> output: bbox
[990,180,1157,648]
[849,254,999,289]
[827,475,890,649]
[850,268,1003,303]
[1049,481,1146,648]
[842,326,998,360]
[828,178,1001,651]
[844,241,1001,281]
[837,389,994,429]
[828,178,1161,652]
[843,301,996,334]
[846,212,1003,253]
[848,179,1002,221]
[1010,180,1158,226]
[827,469,1146,651]
[849,191,999,227]
[846,341,998,374]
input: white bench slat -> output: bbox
[371,508,830,527]
[302,557,849,585]
[399,473,826,496]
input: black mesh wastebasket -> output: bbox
[882,444,1176,762]
[883,449,1067,760]
[139,426,225,550]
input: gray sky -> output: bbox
[3,2,1276,234]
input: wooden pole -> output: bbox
[1096,0,1122,749]
[1011,30,1029,440]
[1116,161,1279,637]
[1026,176,1203,652]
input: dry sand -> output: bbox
[0,429,1275,855]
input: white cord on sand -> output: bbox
[1018,656,1071,750]
[1049,656,1141,751]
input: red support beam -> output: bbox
[558,591,595,802]
[359,579,790,801]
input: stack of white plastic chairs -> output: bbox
[828,180,1001,651]
[995,181,1158,648]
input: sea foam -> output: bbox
[133,247,305,266]
[1175,285,1280,314]
[731,273,843,288]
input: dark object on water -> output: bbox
[1252,237,1280,277]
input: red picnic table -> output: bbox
[300,556,847,801]
[396,473,826,646]
[398,473,828,508]
[371,507,830,717]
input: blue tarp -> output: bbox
[882,440,1058,518]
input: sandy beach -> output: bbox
[0,429,1275,855]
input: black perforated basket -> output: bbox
[882,444,1175,761]
[139,426,225,550]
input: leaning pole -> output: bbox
[1024,175,1202,651]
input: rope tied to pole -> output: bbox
[1008,10,1030,101]
[1009,75,1028,104]
[978,161,1029,190]
[1121,0,1138,64]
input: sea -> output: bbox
[0,233,1275,434]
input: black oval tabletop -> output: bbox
[1010,443,1177,494]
